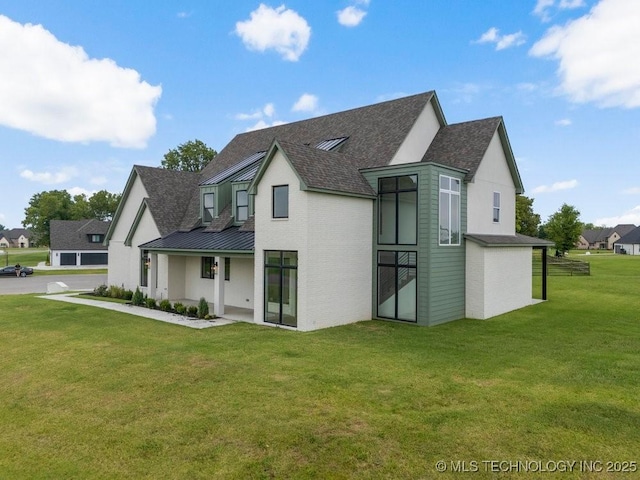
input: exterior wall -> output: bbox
[50,249,108,267]
[184,256,216,302]
[107,175,161,291]
[389,99,441,165]
[17,235,29,248]
[224,256,255,309]
[254,150,373,331]
[466,132,516,235]
[617,243,640,255]
[0,238,10,248]
[466,243,533,319]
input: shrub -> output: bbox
[93,284,108,297]
[145,297,157,309]
[174,302,186,315]
[159,299,172,312]
[123,290,134,301]
[187,306,198,317]
[108,285,126,299]
[132,287,144,306]
[198,297,209,319]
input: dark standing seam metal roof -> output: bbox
[314,137,348,151]
[231,162,261,182]
[139,226,254,252]
[200,151,266,185]
[179,91,437,230]
[134,166,201,237]
[50,219,111,250]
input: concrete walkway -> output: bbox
[39,293,235,329]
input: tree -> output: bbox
[161,139,217,172]
[543,203,583,254]
[22,189,122,246]
[515,195,541,237]
[0,223,5,231]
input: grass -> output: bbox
[1,254,639,479]
[0,248,48,267]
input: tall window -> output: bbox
[493,192,501,223]
[203,193,215,222]
[201,257,215,279]
[377,251,417,322]
[439,175,460,246]
[272,185,289,218]
[225,257,231,281]
[264,251,297,327]
[378,175,417,245]
[236,190,248,221]
[140,250,149,287]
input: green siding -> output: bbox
[363,163,467,326]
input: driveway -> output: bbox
[0,274,107,295]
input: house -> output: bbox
[105,91,551,331]
[0,228,32,248]
[614,225,640,255]
[577,224,636,250]
[49,219,111,267]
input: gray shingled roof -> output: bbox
[50,219,111,250]
[134,166,200,236]
[275,140,376,197]
[465,233,553,247]
[139,226,254,252]
[422,117,503,178]
[179,91,438,229]
[616,226,640,245]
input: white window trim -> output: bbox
[493,191,501,223]
[439,175,461,246]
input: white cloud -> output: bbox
[559,0,586,9]
[337,6,367,27]
[246,119,287,132]
[263,103,276,117]
[534,0,585,21]
[177,11,192,19]
[532,179,578,193]
[0,15,161,148]
[292,93,319,113]
[19,166,79,184]
[235,4,311,62]
[90,176,108,186]
[595,205,640,226]
[622,187,640,194]
[555,118,572,126]
[67,186,95,198]
[235,102,277,121]
[530,0,640,109]
[475,27,526,50]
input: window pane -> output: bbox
[281,268,297,327]
[440,176,449,190]
[398,191,417,244]
[451,194,460,244]
[204,193,214,208]
[282,251,298,267]
[237,206,248,222]
[439,192,450,244]
[273,186,289,218]
[378,193,396,244]
[398,175,417,190]
[265,251,281,266]
[451,178,460,192]
[265,267,281,323]
[397,251,417,266]
[378,251,396,265]
[493,192,500,207]
[397,266,417,321]
[377,266,396,318]
[379,177,396,193]
[203,193,214,222]
[224,257,231,281]
[237,190,248,205]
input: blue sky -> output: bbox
[1,0,639,229]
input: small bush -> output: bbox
[123,290,134,301]
[93,284,108,297]
[145,297,157,309]
[108,285,126,299]
[174,302,186,315]
[187,306,198,317]
[132,287,144,306]
[198,297,209,319]
[159,299,172,312]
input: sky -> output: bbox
[1,0,639,229]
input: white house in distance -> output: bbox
[0,228,32,248]
[105,91,551,331]
[49,219,111,267]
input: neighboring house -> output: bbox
[0,229,32,248]
[577,224,636,250]
[105,91,552,331]
[49,219,111,267]
[614,226,640,255]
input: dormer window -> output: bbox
[88,234,104,243]
[236,190,248,221]
[203,192,215,222]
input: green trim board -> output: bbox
[124,199,149,247]
[104,167,139,245]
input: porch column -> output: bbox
[149,252,158,299]
[213,256,225,316]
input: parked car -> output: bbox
[0,266,34,277]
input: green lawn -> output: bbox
[1,255,639,479]
[0,247,48,267]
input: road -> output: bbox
[0,274,107,295]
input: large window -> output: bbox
[493,192,501,223]
[203,193,215,222]
[236,190,248,221]
[439,175,460,246]
[377,251,417,322]
[272,185,289,218]
[140,250,149,287]
[378,175,417,245]
[201,257,216,279]
[264,251,297,327]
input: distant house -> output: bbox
[577,224,636,250]
[614,226,640,255]
[0,228,32,248]
[105,91,552,331]
[49,219,111,267]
